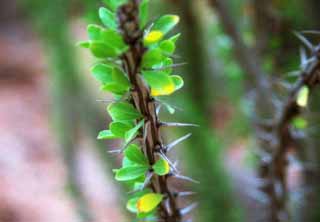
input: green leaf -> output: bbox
[293,117,308,129]
[107,102,142,121]
[161,58,173,74]
[171,75,184,91]
[160,40,175,54]
[142,48,165,68]
[87,24,102,40]
[124,144,148,165]
[89,41,118,58]
[152,15,179,35]
[110,121,133,138]
[125,120,144,142]
[122,156,137,167]
[112,67,130,88]
[139,0,149,28]
[142,71,175,96]
[97,130,119,140]
[152,157,170,175]
[100,29,128,52]
[91,64,113,84]
[99,7,117,30]
[127,196,140,213]
[101,83,128,95]
[103,0,128,11]
[137,193,163,213]
[115,165,148,181]
[92,64,130,94]
[297,86,309,107]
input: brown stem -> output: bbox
[118,1,181,221]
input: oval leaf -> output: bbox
[297,86,309,107]
[115,165,148,181]
[152,15,179,35]
[91,64,113,84]
[107,102,142,121]
[99,7,117,30]
[97,130,119,140]
[152,157,170,176]
[142,48,165,68]
[142,71,176,96]
[110,121,133,138]
[124,144,148,165]
[137,193,163,213]
[90,41,118,58]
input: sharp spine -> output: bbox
[160,122,199,128]
[180,203,198,216]
[172,174,200,184]
[294,31,314,51]
[166,133,192,152]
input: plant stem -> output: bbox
[118,1,180,221]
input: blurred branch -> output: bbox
[269,38,320,221]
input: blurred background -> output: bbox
[1,0,320,221]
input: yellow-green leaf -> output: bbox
[297,86,309,107]
[142,71,176,96]
[152,157,170,176]
[151,15,179,36]
[144,31,164,45]
[137,193,163,213]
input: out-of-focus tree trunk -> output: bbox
[162,1,244,222]
[20,0,123,221]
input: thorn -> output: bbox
[145,62,188,71]
[301,30,320,35]
[154,99,183,112]
[164,198,172,215]
[166,133,192,152]
[173,160,179,168]
[141,172,153,190]
[180,203,198,216]
[300,47,308,68]
[156,104,162,115]
[160,122,199,128]
[96,99,115,103]
[176,191,197,197]
[286,70,301,78]
[108,137,139,154]
[171,174,200,184]
[294,31,314,51]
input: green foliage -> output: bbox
[79,1,188,221]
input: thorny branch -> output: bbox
[208,1,320,221]
[118,1,183,221]
[268,39,320,221]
